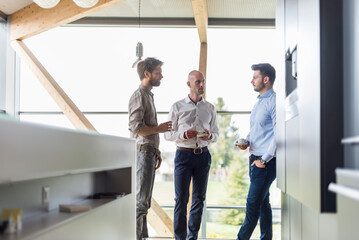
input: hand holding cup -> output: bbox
[235,138,249,150]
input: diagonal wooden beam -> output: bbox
[11,40,97,131]
[10,0,125,40]
[190,0,208,43]
[148,198,174,237]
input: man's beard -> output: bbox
[254,79,265,92]
[150,79,161,87]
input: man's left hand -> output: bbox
[155,154,162,169]
[199,129,212,141]
[251,160,266,168]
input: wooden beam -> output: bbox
[0,10,7,22]
[187,180,193,221]
[10,0,125,40]
[11,40,97,131]
[190,0,208,43]
[199,42,207,77]
[199,42,207,98]
[147,197,174,237]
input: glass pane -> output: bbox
[206,28,281,111]
[205,208,281,239]
[20,114,74,129]
[20,27,199,112]
[85,114,131,137]
[153,114,176,206]
[20,62,62,112]
[19,114,132,138]
[207,113,251,206]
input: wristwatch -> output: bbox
[259,158,267,166]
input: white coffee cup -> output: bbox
[197,131,208,138]
[235,138,248,146]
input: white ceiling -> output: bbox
[0,0,276,19]
[0,0,32,15]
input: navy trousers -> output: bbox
[237,156,277,240]
[173,149,211,240]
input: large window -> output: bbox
[0,20,7,113]
[19,26,281,239]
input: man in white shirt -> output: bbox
[164,70,219,240]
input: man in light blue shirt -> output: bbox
[235,63,276,240]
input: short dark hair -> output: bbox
[137,57,163,80]
[251,63,276,85]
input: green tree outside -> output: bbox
[209,97,239,169]
[209,97,250,225]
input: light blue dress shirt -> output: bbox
[247,88,276,162]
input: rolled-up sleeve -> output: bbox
[128,92,145,138]
[208,105,219,143]
[164,103,186,142]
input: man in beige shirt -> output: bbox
[128,57,172,240]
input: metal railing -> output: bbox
[159,204,281,238]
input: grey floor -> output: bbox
[145,238,239,240]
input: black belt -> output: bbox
[250,154,262,160]
[250,154,276,161]
[137,144,159,155]
[177,146,208,155]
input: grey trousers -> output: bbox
[136,147,158,240]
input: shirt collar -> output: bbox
[258,88,274,99]
[139,85,153,96]
[185,95,205,104]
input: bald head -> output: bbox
[187,70,205,98]
[188,70,204,83]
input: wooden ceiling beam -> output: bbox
[10,0,125,40]
[190,0,208,43]
[199,42,207,98]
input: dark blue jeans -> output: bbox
[173,149,211,240]
[237,156,276,240]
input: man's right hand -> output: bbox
[184,129,198,139]
[157,121,173,133]
[235,141,249,150]
[237,144,249,150]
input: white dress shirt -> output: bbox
[164,95,219,148]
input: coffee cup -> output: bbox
[197,131,208,138]
[235,138,248,146]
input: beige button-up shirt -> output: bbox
[128,85,159,149]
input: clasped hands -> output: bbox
[184,129,211,141]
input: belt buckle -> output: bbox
[193,148,203,155]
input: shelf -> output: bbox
[1,198,120,240]
[341,136,359,145]
[328,183,359,202]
